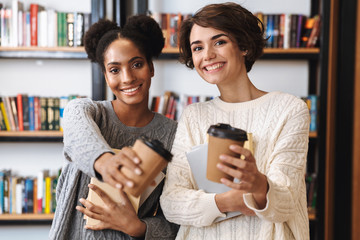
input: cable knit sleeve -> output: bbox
[244,97,310,226]
[62,98,113,178]
[160,105,225,227]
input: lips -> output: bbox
[120,84,142,95]
[204,63,225,71]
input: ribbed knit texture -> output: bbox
[160,92,310,240]
[49,98,179,240]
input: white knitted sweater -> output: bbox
[160,92,310,240]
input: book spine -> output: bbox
[22,95,30,130]
[16,94,24,131]
[0,97,10,130]
[45,176,51,214]
[0,104,7,130]
[66,13,75,47]
[25,178,34,213]
[59,96,68,131]
[4,96,16,131]
[10,96,19,131]
[53,98,60,131]
[3,172,10,213]
[34,96,41,131]
[37,171,43,213]
[40,97,48,130]
[30,4,39,46]
[308,95,318,132]
[28,96,35,131]
[15,178,22,214]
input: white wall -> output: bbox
[0,0,311,239]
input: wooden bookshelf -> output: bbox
[0,131,63,142]
[0,213,54,221]
[0,46,87,59]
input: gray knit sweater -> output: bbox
[49,98,178,240]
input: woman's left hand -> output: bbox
[217,144,269,209]
[75,184,146,237]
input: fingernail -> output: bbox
[79,198,85,203]
[230,145,237,150]
[126,181,134,188]
[116,183,123,189]
[133,157,140,164]
[135,168,142,175]
[88,184,93,189]
[217,163,223,169]
[219,155,226,160]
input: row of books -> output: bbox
[0,94,84,132]
[151,11,320,50]
[150,91,214,121]
[0,169,60,214]
[0,1,91,47]
[255,13,321,49]
[302,95,318,132]
[151,12,192,49]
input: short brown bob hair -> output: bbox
[178,2,267,72]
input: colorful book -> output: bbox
[29,3,45,46]
[16,94,24,131]
[24,178,34,213]
[10,96,19,131]
[28,96,35,131]
[22,94,30,130]
[0,97,10,130]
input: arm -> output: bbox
[242,99,310,222]
[160,107,225,227]
[62,98,113,178]
[63,98,141,188]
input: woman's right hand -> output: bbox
[94,147,143,189]
[215,189,255,216]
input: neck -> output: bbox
[218,75,266,103]
[112,100,154,127]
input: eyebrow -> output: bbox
[190,33,228,46]
[106,56,143,66]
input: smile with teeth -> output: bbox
[205,63,224,71]
[121,84,142,93]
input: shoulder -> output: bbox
[268,92,308,112]
[65,98,111,111]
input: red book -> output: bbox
[30,4,44,46]
[16,94,24,131]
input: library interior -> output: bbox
[0,0,359,239]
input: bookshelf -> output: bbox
[0,1,337,240]
[0,0,95,227]
[0,46,87,59]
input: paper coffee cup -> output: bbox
[206,123,248,183]
[121,136,172,197]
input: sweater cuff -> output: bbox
[202,193,226,225]
[92,150,115,180]
[243,179,273,214]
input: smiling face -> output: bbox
[103,38,154,108]
[189,24,247,87]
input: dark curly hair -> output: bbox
[179,2,267,72]
[84,15,165,72]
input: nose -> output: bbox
[121,68,136,84]
[204,46,216,61]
